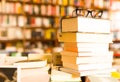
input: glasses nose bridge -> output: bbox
[85,10,93,17]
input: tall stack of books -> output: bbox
[58,17,114,76]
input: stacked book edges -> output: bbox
[58,16,113,76]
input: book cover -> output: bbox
[58,32,112,43]
[62,17,111,33]
[61,54,113,64]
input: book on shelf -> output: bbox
[61,54,113,64]
[13,59,47,68]
[58,32,112,43]
[62,62,112,71]
[60,50,113,57]
[61,17,111,33]
[59,67,115,77]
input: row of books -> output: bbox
[7,0,84,6]
[0,15,60,27]
[0,2,22,14]
[0,1,110,17]
[58,16,114,76]
[0,28,56,40]
[7,0,110,9]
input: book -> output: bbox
[51,69,80,82]
[64,42,110,48]
[62,62,112,71]
[13,60,47,68]
[61,55,113,64]
[5,56,28,65]
[60,50,113,57]
[61,17,111,33]
[0,65,50,82]
[64,46,109,52]
[58,32,112,43]
[59,67,115,77]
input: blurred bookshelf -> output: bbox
[0,0,111,53]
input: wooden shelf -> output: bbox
[0,39,23,42]
[0,13,22,16]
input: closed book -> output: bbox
[60,50,113,57]
[58,32,112,43]
[61,55,113,64]
[64,46,109,52]
[62,17,111,33]
[64,42,109,48]
[59,67,115,76]
[62,63,112,71]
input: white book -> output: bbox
[61,55,113,64]
[64,42,110,48]
[59,67,115,77]
[64,46,109,52]
[58,32,112,43]
[63,63,112,71]
[62,17,111,33]
[60,50,113,57]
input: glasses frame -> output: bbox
[72,8,103,18]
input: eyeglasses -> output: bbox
[72,8,103,18]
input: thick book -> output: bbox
[64,42,110,48]
[62,62,112,71]
[59,67,115,76]
[61,55,113,64]
[62,17,111,33]
[60,50,113,57]
[58,32,112,43]
[64,46,109,52]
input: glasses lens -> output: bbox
[92,10,103,18]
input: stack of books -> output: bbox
[58,17,114,76]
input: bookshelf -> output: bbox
[0,0,111,53]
